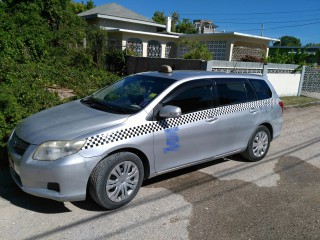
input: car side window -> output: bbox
[249,79,272,100]
[216,82,248,106]
[245,82,257,102]
[163,81,213,114]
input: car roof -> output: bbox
[135,70,265,82]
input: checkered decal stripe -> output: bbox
[81,99,277,150]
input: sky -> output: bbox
[76,0,320,46]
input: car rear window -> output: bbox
[249,79,272,100]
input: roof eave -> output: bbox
[180,32,280,42]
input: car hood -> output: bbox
[15,100,130,145]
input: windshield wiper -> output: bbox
[81,97,131,114]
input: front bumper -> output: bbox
[7,136,102,202]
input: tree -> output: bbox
[152,11,197,33]
[170,11,179,32]
[176,18,197,34]
[70,0,95,14]
[305,43,320,47]
[274,36,301,46]
[266,48,308,65]
[152,11,166,25]
[180,40,212,60]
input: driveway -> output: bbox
[1,106,320,240]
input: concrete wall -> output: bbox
[267,73,301,97]
[125,57,302,97]
[126,56,208,74]
[209,60,301,96]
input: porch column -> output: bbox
[142,42,148,57]
[161,43,166,58]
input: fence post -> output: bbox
[263,64,268,76]
[205,60,213,71]
[298,65,306,96]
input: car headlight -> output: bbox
[33,140,85,161]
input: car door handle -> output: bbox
[206,116,218,122]
[249,108,258,114]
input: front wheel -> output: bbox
[241,126,271,162]
[89,152,144,210]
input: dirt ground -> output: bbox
[1,105,320,240]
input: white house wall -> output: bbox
[180,34,271,61]
[110,32,179,58]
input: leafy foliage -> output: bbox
[170,12,180,32]
[176,19,197,34]
[180,40,212,60]
[152,11,180,32]
[0,0,120,158]
[152,10,195,34]
[106,48,127,75]
[274,36,301,46]
[70,0,94,14]
[267,48,309,65]
[152,11,166,25]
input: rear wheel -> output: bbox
[89,152,144,210]
[242,126,271,162]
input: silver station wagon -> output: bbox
[7,66,283,209]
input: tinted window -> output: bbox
[163,82,213,114]
[216,82,248,106]
[249,79,272,100]
[245,82,257,102]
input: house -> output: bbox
[79,3,279,61]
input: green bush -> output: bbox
[0,0,122,162]
[106,48,127,75]
[0,60,61,147]
[180,40,212,61]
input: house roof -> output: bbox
[179,32,280,42]
[78,2,162,26]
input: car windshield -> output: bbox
[81,75,175,114]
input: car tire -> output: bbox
[241,126,271,162]
[89,152,144,210]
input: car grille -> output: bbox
[10,133,30,156]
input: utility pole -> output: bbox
[261,24,264,37]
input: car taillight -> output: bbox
[279,100,284,113]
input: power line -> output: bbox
[180,8,320,16]
[216,17,320,25]
[235,21,320,32]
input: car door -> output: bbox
[153,79,219,172]
[210,78,262,155]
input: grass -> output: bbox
[281,95,320,107]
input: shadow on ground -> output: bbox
[0,167,70,213]
[0,156,228,213]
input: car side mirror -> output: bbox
[159,105,182,118]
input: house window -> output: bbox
[147,40,161,58]
[165,42,177,58]
[126,38,143,56]
[202,41,227,60]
